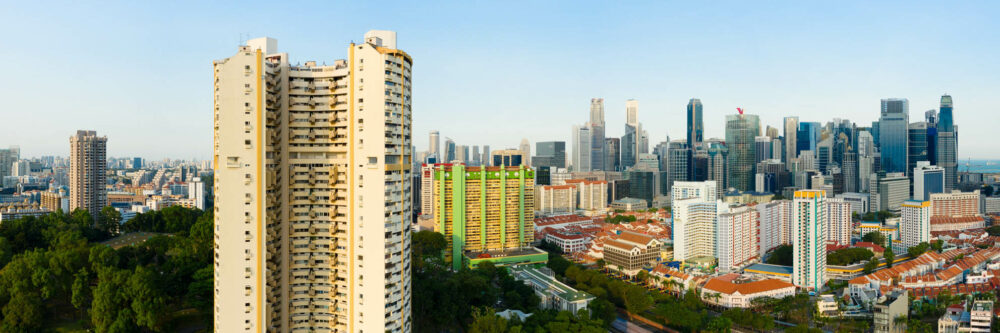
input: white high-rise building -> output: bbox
[672,198,718,262]
[792,190,827,291]
[913,161,945,201]
[716,204,759,272]
[900,200,931,248]
[826,198,852,246]
[187,178,205,210]
[757,200,792,258]
[213,31,411,332]
[420,164,435,216]
[429,130,440,157]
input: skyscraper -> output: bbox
[572,125,592,172]
[604,137,620,172]
[784,117,799,170]
[792,190,827,291]
[667,140,689,193]
[589,98,605,171]
[754,136,772,165]
[879,98,909,176]
[908,122,929,179]
[429,130,440,157]
[936,95,957,192]
[445,138,456,162]
[533,141,566,169]
[725,112,761,191]
[797,122,821,156]
[0,146,20,179]
[519,138,531,166]
[69,130,107,219]
[212,32,411,332]
[687,98,704,147]
[621,100,639,169]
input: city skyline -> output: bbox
[3,1,1000,160]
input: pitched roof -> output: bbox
[702,278,795,295]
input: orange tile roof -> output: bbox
[931,216,985,224]
[703,278,795,295]
[603,239,637,251]
[617,231,656,245]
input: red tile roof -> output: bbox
[703,278,795,295]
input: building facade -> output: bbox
[716,205,759,272]
[433,164,544,271]
[900,200,931,248]
[69,130,107,219]
[726,113,761,191]
[213,32,412,332]
[792,190,827,291]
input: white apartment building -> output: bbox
[716,205,759,272]
[672,198,718,262]
[419,164,434,216]
[900,200,931,248]
[535,185,577,215]
[565,179,607,216]
[757,200,792,258]
[792,190,827,291]
[213,31,412,333]
[826,198,851,246]
[188,178,205,210]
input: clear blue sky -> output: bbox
[2,1,998,160]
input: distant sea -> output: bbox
[959,159,1000,173]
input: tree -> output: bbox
[884,247,896,268]
[98,206,122,237]
[624,286,653,315]
[931,239,944,252]
[705,316,732,332]
[468,307,508,333]
[907,242,931,258]
[636,270,649,287]
[765,244,794,266]
[862,231,887,247]
[986,225,1000,237]
[412,230,446,259]
[863,259,878,274]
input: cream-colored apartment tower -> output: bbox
[213,31,412,333]
[69,130,107,219]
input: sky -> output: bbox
[1,1,998,160]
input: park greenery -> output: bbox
[0,205,213,332]
[765,244,793,266]
[862,231,887,247]
[860,210,895,222]
[604,214,637,224]
[826,247,874,266]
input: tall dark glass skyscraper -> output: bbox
[936,95,957,191]
[725,112,761,191]
[604,137,620,171]
[908,122,929,177]
[533,141,566,169]
[797,122,821,155]
[687,99,703,146]
[879,98,910,176]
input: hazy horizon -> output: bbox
[2,1,998,159]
